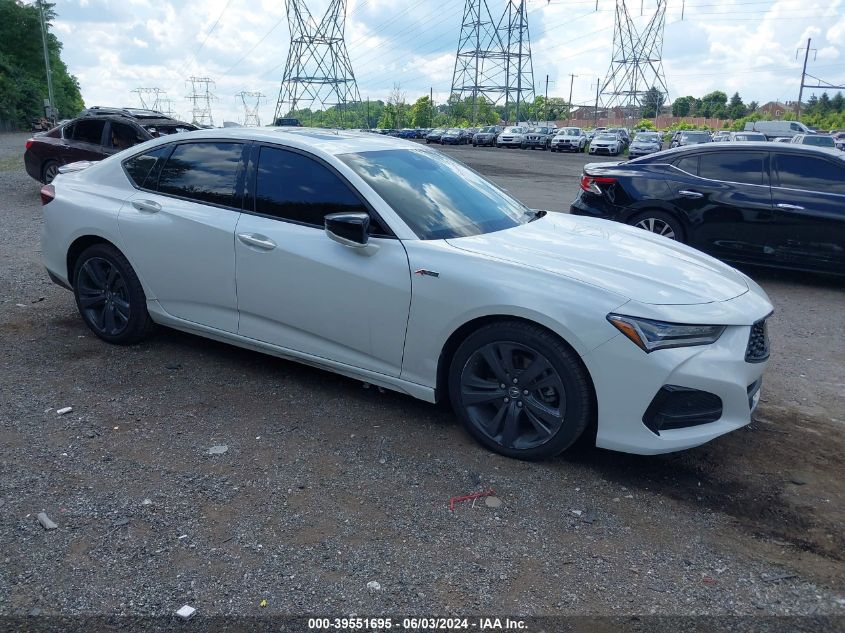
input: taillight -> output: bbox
[40,184,55,205]
[579,174,616,195]
[26,139,35,151]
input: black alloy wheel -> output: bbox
[73,243,155,344]
[449,322,592,460]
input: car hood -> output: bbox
[445,213,749,305]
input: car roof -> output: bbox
[139,126,419,156]
[636,141,845,162]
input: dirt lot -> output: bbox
[1,131,844,622]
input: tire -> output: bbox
[449,321,593,460]
[520,143,527,149]
[628,210,685,242]
[42,160,59,184]
[472,142,477,147]
[72,243,155,345]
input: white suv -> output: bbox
[551,128,587,153]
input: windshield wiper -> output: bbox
[526,209,547,222]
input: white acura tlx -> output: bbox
[40,128,772,459]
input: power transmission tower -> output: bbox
[132,87,167,111]
[274,0,362,127]
[186,77,217,127]
[237,91,266,127]
[448,0,535,125]
[599,0,668,121]
[156,97,179,119]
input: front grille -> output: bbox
[745,319,770,363]
[642,386,723,435]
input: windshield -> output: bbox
[339,149,530,240]
[504,127,525,134]
[734,134,765,141]
[480,126,496,133]
[634,133,660,142]
[595,134,617,141]
[558,128,580,136]
[682,132,710,140]
[446,128,461,134]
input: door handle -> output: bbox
[238,233,276,251]
[776,203,805,211]
[678,190,703,199]
[131,199,161,213]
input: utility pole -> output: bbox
[796,38,814,120]
[430,87,434,127]
[593,77,601,128]
[37,0,55,123]
[567,73,578,123]
[544,74,549,122]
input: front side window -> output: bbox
[157,142,243,207]
[255,146,371,227]
[775,154,845,194]
[71,119,105,145]
[339,148,531,240]
[699,152,766,185]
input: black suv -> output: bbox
[24,107,196,183]
[571,143,845,274]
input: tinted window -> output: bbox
[157,142,243,207]
[699,152,765,185]
[123,145,172,188]
[71,120,105,145]
[339,148,531,240]
[255,146,370,227]
[674,155,699,175]
[776,154,845,194]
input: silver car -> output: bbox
[523,126,555,150]
[497,126,528,148]
[627,132,663,158]
[588,133,623,156]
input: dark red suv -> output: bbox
[24,107,197,184]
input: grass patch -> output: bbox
[0,155,24,172]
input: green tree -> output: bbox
[727,92,747,119]
[817,92,832,115]
[747,101,759,114]
[831,92,844,113]
[0,0,84,125]
[410,95,433,127]
[699,91,728,118]
[641,86,666,119]
[671,96,693,117]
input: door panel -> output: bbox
[234,217,411,376]
[667,152,774,261]
[118,192,241,332]
[61,119,107,163]
[770,153,845,271]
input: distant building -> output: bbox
[758,101,797,119]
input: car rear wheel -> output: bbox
[629,211,685,242]
[449,321,593,460]
[42,160,59,184]
[73,243,155,345]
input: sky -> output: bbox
[43,0,845,124]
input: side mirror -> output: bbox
[325,212,370,247]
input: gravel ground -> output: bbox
[1,131,844,622]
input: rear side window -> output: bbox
[775,154,845,194]
[108,122,146,150]
[699,152,766,185]
[71,120,105,145]
[123,145,172,189]
[254,146,372,227]
[157,142,243,207]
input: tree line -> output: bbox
[0,0,84,127]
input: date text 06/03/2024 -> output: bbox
[307,617,527,630]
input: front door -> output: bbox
[770,151,845,273]
[234,145,412,377]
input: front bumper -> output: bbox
[583,319,769,454]
[589,145,618,154]
[498,137,523,146]
[552,140,581,151]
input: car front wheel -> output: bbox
[449,321,593,460]
[73,243,155,344]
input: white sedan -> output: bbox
[40,128,772,458]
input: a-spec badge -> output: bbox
[414,269,440,278]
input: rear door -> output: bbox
[770,151,845,272]
[103,121,148,156]
[666,150,773,261]
[117,141,246,333]
[58,119,107,164]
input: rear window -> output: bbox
[803,136,835,147]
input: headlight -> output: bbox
[607,314,726,352]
